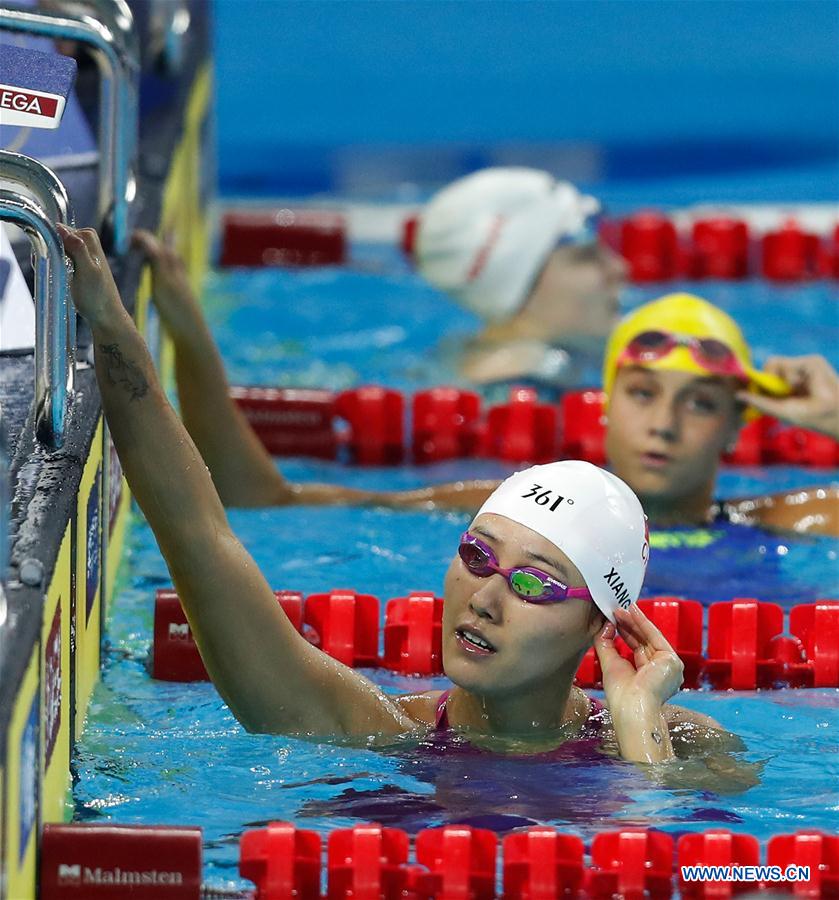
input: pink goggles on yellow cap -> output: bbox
[617,329,749,381]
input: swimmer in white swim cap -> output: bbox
[413,167,626,389]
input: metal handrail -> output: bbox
[1,151,77,373]
[0,150,73,226]
[0,4,139,253]
[0,191,72,451]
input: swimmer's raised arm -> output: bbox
[131,229,299,508]
[61,225,413,737]
[132,230,495,514]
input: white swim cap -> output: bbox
[415,167,601,323]
[474,461,649,623]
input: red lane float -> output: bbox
[383,592,445,675]
[767,832,839,897]
[152,589,305,681]
[704,599,785,690]
[618,212,838,283]
[240,821,321,900]
[412,387,483,463]
[327,826,411,899]
[620,212,680,282]
[678,830,760,899]
[762,222,821,282]
[415,826,498,900]
[559,389,607,466]
[304,589,380,666]
[503,829,585,900]
[589,830,674,899]
[691,218,751,280]
[238,825,839,900]
[231,384,839,467]
[790,600,839,688]
[764,420,839,467]
[151,589,839,689]
[485,387,560,464]
[231,386,339,458]
[336,386,405,465]
[830,224,839,278]
[40,824,202,900]
[220,208,346,267]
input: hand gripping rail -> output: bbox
[0,190,73,450]
[0,2,139,254]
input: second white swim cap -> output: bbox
[415,167,600,323]
[474,460,649,623]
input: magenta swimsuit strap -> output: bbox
[435,689,452,731]
[435,690,604,733]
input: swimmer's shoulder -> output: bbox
[396,690,446,727]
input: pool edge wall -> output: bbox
[0,22,214,900]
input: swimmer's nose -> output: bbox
[468,577,505,622]
[648,398,680,443]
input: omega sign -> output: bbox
[0,84,65,128]
[57,863,184,886]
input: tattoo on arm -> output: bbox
[99,343,149,401]
[651,730,663,745]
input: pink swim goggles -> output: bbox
[458,532,593,605]
[618,329,748,380]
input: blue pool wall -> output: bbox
[213,0,839,198]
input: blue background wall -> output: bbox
[214,0,839,199]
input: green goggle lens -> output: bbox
[509,571,547,598]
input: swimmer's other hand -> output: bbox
[737,354,839,440]
[132,229,201,339]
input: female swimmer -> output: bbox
[129,226,839,537]
[60,225,732,768]
[412,167,626,388]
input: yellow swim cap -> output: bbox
[602,293,790,403]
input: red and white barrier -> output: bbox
[232,384,839,468]
[152,589,839,690]
[238,824,839,900]
[219,203,839,282]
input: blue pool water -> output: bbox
[73,248,839,893]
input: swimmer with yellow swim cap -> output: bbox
[601,293,837,532]
[602,293,790,403]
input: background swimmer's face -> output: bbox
[441,514,599,697]
[605,366,742,507]
[522,243,626,346]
